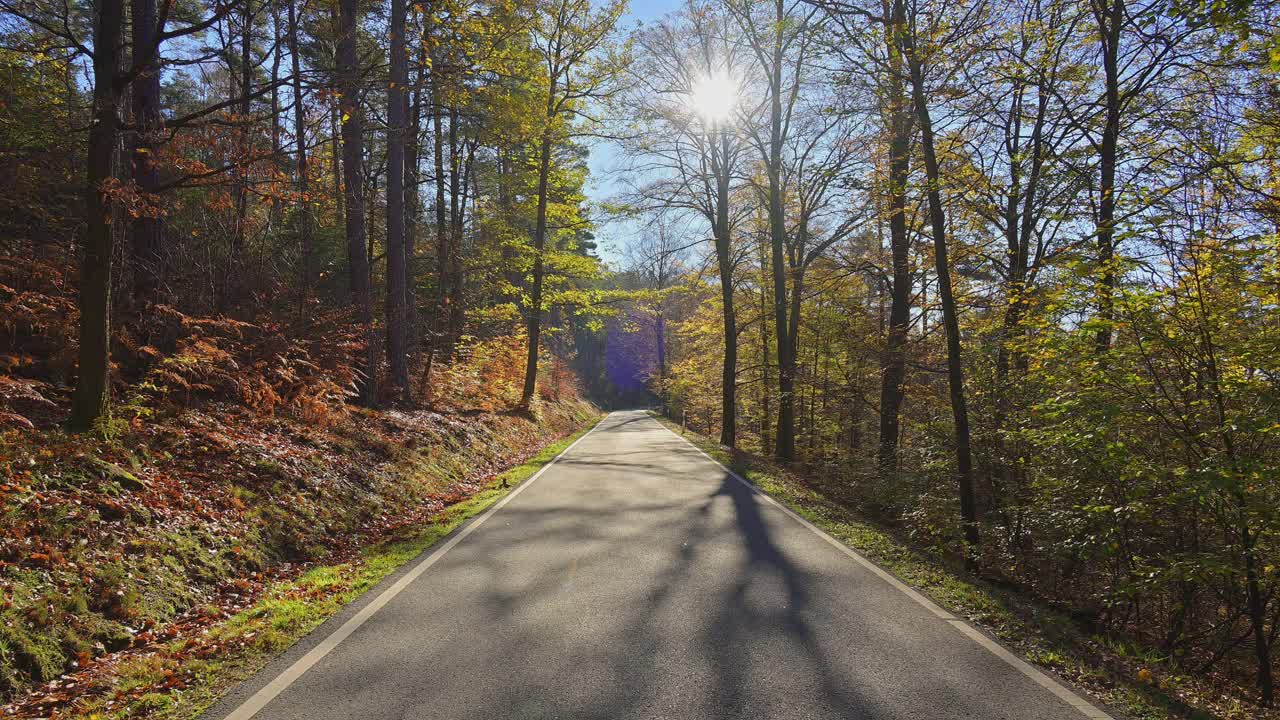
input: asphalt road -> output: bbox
[204,409,1113,720]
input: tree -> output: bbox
[520,0,626,409]
[129,0,164,306]
[956,0,1084,513]
[287,0,313,291]
[61,0,228,431]
[69,0,126,432]
[337,0,375,404]
[726,0,819,461]
[623,0,748,446]
[899,0,981,560]
[808,0,918,476]
[626,215,691,413]
[385,0,411,402]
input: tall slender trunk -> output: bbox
[497,150,522,295]
[788,241,804,363]
[520,115,555,408]
[430,71,448,367]
[993,83,1046,509]
[129,0,163,306]
[328,13,343,230]
[405,79,422,351]
[385,0,411,402]
[656,307,667,407]
[1093,0,1122,353]
[337,0,374,404]
[269,0,283,230]
[788,258,805,451]
[904,29,979,562]
[232,0,252,264]
[446,108,466,347]
[877,0,912,479]
[713,131,736,448]
[71,0,126,432]
[759,231,772,455]
[768,0,793,462]
[287,0,312,290]
[807,303,823,455]
[1243,520,1274,705]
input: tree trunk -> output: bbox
[431,73,448,366]
[713,131,736,448]
[877,0,912,479]
[1243,524,1274,705]
[786,256,805,448]
[656,308,667,411]
[759,234,772,456]
[405,78,422,351]
[716,234,736,448]
[384,0,411,402]
[767,0,793,462]
[520,124,554,408]
[269,0,283,231]
[232,0,253,266]
[1093,0,1122,353]
[337,0,374,404]
[904,30,980,563]
[287,0,312,291]
[129,0,163,306]
[71,0,125,432]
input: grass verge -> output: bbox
[66,415,601,720]
[650,412,1243,720]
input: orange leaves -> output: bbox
[427,334,529,411]
[0,253,78,410]
[130,306,358,423]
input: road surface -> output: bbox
[204,409,1112,720]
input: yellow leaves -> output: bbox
[341,112,351,124]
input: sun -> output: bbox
[686,70,736,126]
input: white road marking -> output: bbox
[651,413,1114,720]
[218,418,606,720]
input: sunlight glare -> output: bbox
[686,71,736,126]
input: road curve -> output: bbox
[202,409,1112,720]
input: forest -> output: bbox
[0,0,1278,715]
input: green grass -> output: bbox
[70,416,601,720]
[649,412,1233,720]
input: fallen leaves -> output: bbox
[0,395,596,718]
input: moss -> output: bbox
[0,615,65,689]
[91,458,147,491]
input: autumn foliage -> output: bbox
[0,242,595,710]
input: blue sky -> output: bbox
[586,0,685,264]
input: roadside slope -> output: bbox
[0,396,599,718]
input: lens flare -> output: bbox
[686,70,736,126]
